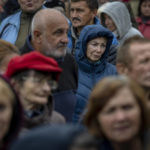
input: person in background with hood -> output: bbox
[97,0,138,29]
[4,51,65,134]
[100,1,142,46]
[72,24,117,123]
[68,0,100,55]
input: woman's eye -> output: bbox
[104,107,116,114]
[91,43,98,47]
[123,104,133,110]
[101,44,106,48]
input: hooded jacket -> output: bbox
[100,2,142,46]
[68,16,118,55]
[72,24,117,123]
[68,17,100,54]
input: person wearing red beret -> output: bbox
[5,51,65,134]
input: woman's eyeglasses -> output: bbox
[22,76,58,91]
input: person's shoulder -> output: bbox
[129,27,143,37]
[0,10,21,24]
[4,9,21,19]
[105,63,117,74]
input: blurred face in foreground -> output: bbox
[0,80,14,142]
[97,87,141,143]
[16,71,57,110]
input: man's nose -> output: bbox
[71,10,78,18]
[62,33,69,44]
[96,46,102,52]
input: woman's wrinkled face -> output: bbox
[141,1,150,17]
[18,71,52,106]
[86,37,107,62]
[0,95,13,141]
[97,87,141,143]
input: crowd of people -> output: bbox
[0,0,150,150]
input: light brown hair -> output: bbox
[83,75,150,138]
[0,39,19,64]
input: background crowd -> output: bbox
[0,0,150,150]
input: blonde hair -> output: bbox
[0,40,19,65]
[84,76,150,138]
[0,78,15,104]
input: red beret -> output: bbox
[5,51,62,80]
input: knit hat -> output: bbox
[5,51,62,80]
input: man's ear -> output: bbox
[33,30,42,44]
[116,63,129,75]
